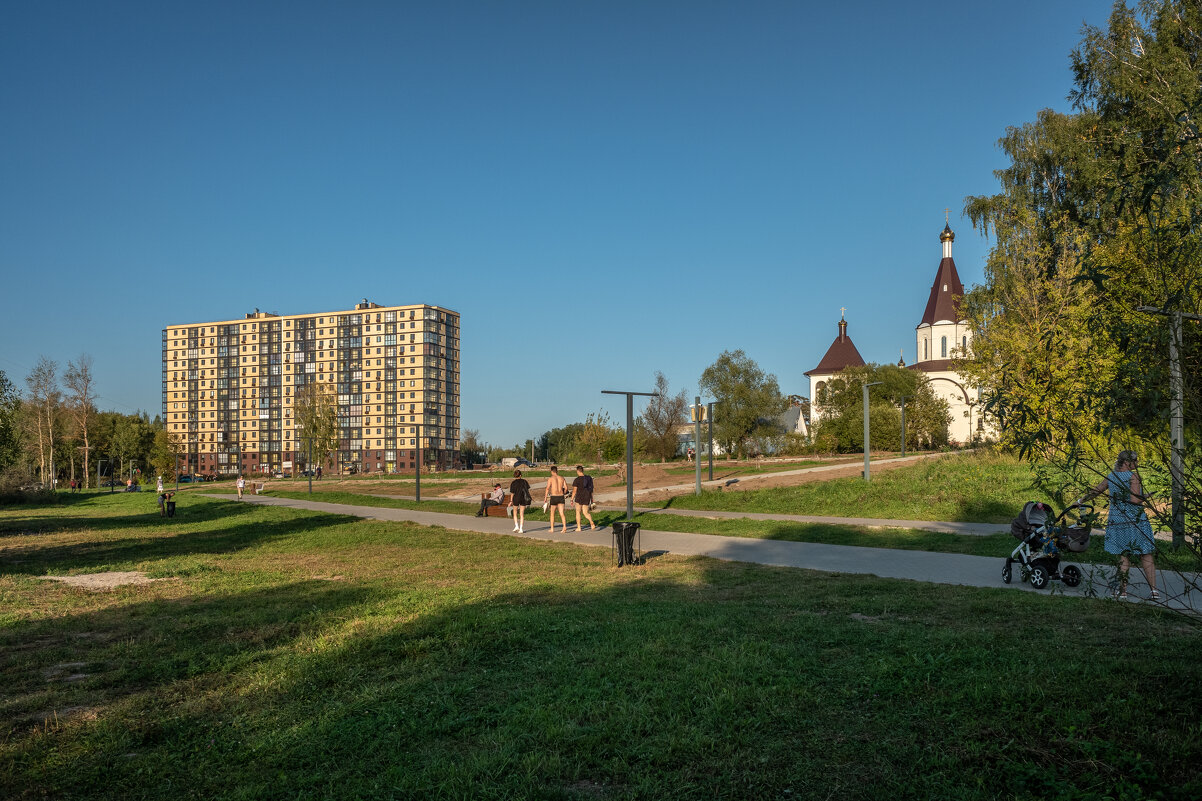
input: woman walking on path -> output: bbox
[508,470,531,533]
[236,475,246,500]
[571,465,596,531]
[1082,449,1159,600]
[544,465,568,533]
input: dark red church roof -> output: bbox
[805,318,866,377]
[918,223,965,326]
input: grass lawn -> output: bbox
[660,450,1041,522]
[3,493,1201,800]
[260,488,1200,570]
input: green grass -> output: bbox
[658,450,1040,522]
[2,493,1200,799]
[260,487,1202,569]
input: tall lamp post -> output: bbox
[707,401,720,482]
[863,381,883,481]
[602,389,657,521]
[694,397,702,495]
[415,423,423,503]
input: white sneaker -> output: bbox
[513,525,519,531]
[518,527,524,533]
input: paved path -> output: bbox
[604,506,1009,536]
[590,452,949,504]
[209,493,1197,609]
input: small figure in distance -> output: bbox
[571,465,596,531]
[158,491,168,517]
[236,474,246,500]
[477,483,505,517]
[1080,449,1159,601]
[316,466,322,481]
[509,469,531,533]
[544,465,569,534]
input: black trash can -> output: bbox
[166,501,176,518]
[612,521,640,566]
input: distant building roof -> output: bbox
[805,317,866,377]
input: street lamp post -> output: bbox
[415,423,422,503]
[694,396,702,495]
[863,381,883,481]
[707,401,720,482]
[602,389,657,521]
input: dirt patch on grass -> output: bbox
[38,571,164,591]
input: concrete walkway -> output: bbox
[209,492,1196,609]
[606,506,1009,536]
[589,452,949,504]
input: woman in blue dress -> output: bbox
[1083,450,1159,600]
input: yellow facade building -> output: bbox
[162,299,460,476]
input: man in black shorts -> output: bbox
[571,465,596,531]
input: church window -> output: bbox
[923,339,928,360]
[962,335,967,352]
[941,336,947,358]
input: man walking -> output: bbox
[236,475,246,499]
[571,465,596,531]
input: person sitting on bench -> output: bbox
[476,484,504,516]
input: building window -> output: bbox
[941,336,947,358]
[962,335,967,352]
[923,339,928,360]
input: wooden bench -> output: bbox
[480,493,510,517]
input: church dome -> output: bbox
[940,223,955,243]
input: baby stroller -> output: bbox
[1003,501,1093,590]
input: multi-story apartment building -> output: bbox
[162,300,460,476]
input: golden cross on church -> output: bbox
[944,207,950,223]
[839,306,846,320]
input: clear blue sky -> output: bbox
[0,0,1113,448]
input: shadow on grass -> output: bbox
[2,500,1200,800]
[0,502,360,576]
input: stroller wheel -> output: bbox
[1002,560,1012,584]
[1062,565,1082,588]
[1029,563,1051,590]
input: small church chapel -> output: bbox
[805,220,985,445]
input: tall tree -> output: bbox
[63,355,97,489]
[293,381,340,473]
[638,372,689,462]
[460,428,485,466]
[698,350,788,458]
[0,370,19,474]
[812,364,950,453]
[965,1,1201,565]
[24,357,59,487]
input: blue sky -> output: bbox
[0,0,1113,448]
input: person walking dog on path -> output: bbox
[508,470,531,533]
[544,465,569,533]
[571,465,596,531]
[1081,449,1159,601]
[236,475,246,500]
[477,483,505,516]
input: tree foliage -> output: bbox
[812,364,950,453]
[698,350,788,458]
[638,372,688,462]
[0,370,20,476]
[293,382,340,472]
[965,1,1201,573]
[63,355,97,488]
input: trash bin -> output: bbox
[166,501,176,518]
[612,521,640,566]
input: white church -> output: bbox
[804,221,985,445]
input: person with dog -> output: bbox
[1081,449,1159,601]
